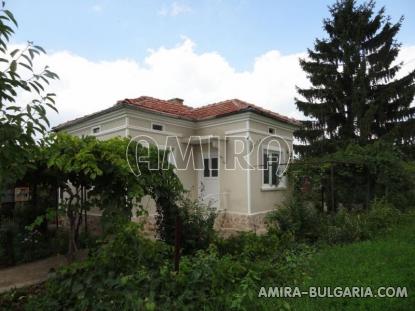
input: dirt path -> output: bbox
[0,251,86,294]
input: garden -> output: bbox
[1,0,415,310]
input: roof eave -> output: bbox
[52,104,125,132]
[196,107,300,127]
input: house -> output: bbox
[54,96,300,233]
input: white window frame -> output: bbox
[91,126,101,135]
[151,122,164,132]
[202,156,219,179]
[261,146,287,191]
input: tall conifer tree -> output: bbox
[295,0,415,157]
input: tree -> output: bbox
[0,3,58,192]
[294,0,415,157]
[44,134,99,258]
[43,133,184,260]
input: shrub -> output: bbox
[27,223,171,310]
[268,195,400,245]
[266,197,322,243]
[323,209,365,244]
[0,219,18,266]
[178,197,217,254]
[289,141,415,212]
[363,198,400,238]
[27,222,313,310]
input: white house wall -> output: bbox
[58,107,297,226]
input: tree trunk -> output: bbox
[67,214,78,262]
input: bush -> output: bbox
[0,217,67,267]
[289,141,415,212]
[266,197,322,243]
[27,223,171,310]
[323,209,365,244]
[27,222,313,310]
[363,198,400,238]
[178,197,217,254]
[154,196,217,255]
[0,219,18,266]
[268,196,400,245]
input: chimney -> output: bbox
[168,98,184,105]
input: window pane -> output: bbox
[270,151,279,162]
[203,158,210,177]
[211,158,218,177]
[263,151,269,184]
[270,151,279,185]
[152,124,163,131]
[271,162,278,185]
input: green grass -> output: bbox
[290,213,415,310]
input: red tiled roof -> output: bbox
[121,96,194,119]
[54,96,299,131]
[118,96,299,126]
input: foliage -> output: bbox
[295,0,415,157]
[8,213,414,310]
[176,196,217,254]
[267,195,400,245]
[0,176,63,266]
[35,132,189,259]
[41,133,162,257]
[289,141,415,211]
[0,3,58,192]
[26,222,170,310]
[0,219,18,266]
[126,143,216,255]
[86,136,149,234]
[42,133,102,258]
[26,222,313,310]
[267,196,322,242]
[141,148,184,244]
[0,283,45,310]
[0,220,67,267]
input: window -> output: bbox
[152,123,164,131]
[268,127,275,134]
[211,158,218,177]
[263,149,280,187]
[203,157,219,178]
[203,158,210,177]
[92,126,101,134]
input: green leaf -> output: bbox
[33,45,46,54]
[9,59,16,72]
[10,48,19,57]
[3,9,18,27]
[19,62,32,71]
[21,54,33,66]
[6,106,20,111]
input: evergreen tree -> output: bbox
[294,0,415,157]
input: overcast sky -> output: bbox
[8,0,415,127]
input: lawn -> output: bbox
[289,212,415,310]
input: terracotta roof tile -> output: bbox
[54,96,299,130]
[120,96,194,119]
[118,96,300,126]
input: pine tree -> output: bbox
[294,0,415,158]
